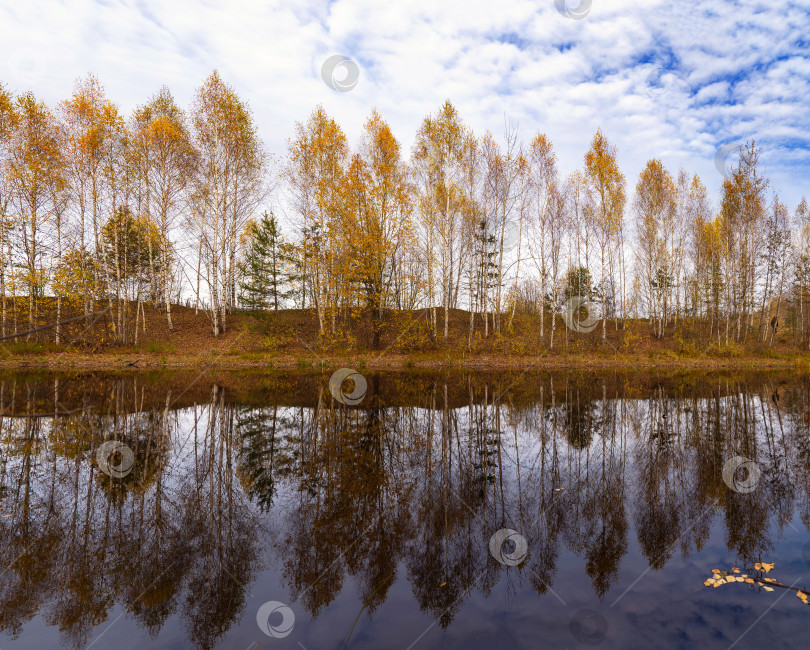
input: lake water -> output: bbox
[0,369,808,649]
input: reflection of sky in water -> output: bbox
[0,375,808,649]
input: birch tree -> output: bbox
[412,101,464,339]
[584,129,626,342]
[189,71,267,336]
[132,87,196,330]
[4,92,65,334]
[286,105,348,336]
[633,158,676,338]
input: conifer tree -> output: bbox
[239,211,289,311]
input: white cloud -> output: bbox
[1,0,808,213]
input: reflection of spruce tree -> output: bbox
[466,392,496,505]
[562,386,599,450]
[236,405,279,511]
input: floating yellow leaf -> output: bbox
[704,580,713,586]
[764,577,776,583]
[440,582,446,587]
[711,569,720,574]
[732,568,740,573]
[763,586,774,592]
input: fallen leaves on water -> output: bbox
[703,562,810,605]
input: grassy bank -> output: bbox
[0,303,807,370]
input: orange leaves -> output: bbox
[702,561,810,605]
[584,128,626,238]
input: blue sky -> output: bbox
[2,0,809,211]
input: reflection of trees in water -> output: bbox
[265,375,810,624]
[0,379,259,650]
[0,373,809,647]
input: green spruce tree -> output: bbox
[239,211,290,311]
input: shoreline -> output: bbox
[0,353,806,372]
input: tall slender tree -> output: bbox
[132,86,197,330]
[189,71,267,336]
[584,130,626,342]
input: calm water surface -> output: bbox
[0,369,808,649]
